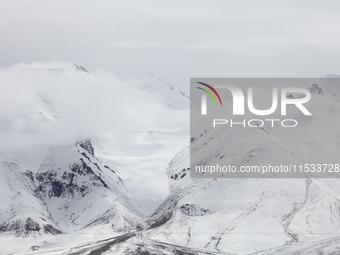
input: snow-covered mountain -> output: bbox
[1,65,340,255]
[127,73,189,110]
[34,141,142,233]
[0,62,190,254]
[0,155,61,237]
[145,147,340,254]
[144,79,340,254]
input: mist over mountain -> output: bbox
[1,64,340,254]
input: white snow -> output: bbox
[1,63,340,254]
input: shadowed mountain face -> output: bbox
[33,142,140,232]
[0,141,141,237]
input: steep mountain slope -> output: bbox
[35,140,142,233]
[146,147,340,254]
[0,62,189,217]
[2,63,340,254]
[0,62,190,254]
[144,79,340,254]
[127,73,189,110]
[0,155,60,237]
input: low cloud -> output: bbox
[0,61,188,156]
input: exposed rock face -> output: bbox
[307,81,324,95]
[0,140,141,237]
[75,140,94,156]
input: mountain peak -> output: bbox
[307,81,324,95]
[70,64,90,74]
[127,73,189,110]
[26,63,90,74]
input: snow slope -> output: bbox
[0,62,190,254]
[1,64,340,255]
[144,79,340,254]
[0,155,61,237]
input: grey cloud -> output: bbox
[0,0,340,94]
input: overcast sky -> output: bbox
[1,0,340,94]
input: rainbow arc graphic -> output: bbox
[196,82,223,106]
